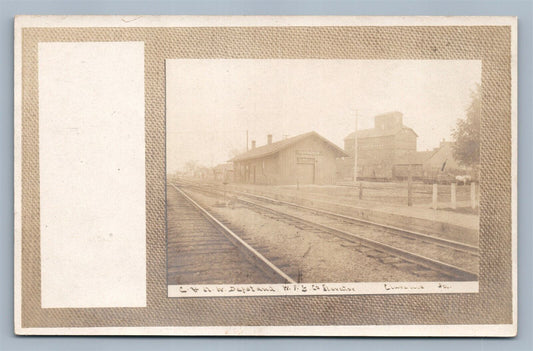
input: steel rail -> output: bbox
[180,180,478,256]
[231,189,479,256]
[177,183,477,281]
[234,196,478,281]
[171,184,296,284]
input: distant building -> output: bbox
[212,163,234,182]
[231,131,348,185]
[338,111,471,182]
[392,151,434,180]
[193,166,210,180]
[422,140,470,179]
[339,111,418,180]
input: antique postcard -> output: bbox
[14,16,517,336]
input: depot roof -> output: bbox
[231,131,349,162]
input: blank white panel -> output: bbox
[39,42,146,308]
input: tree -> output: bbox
[452,84,481,167]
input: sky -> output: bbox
[166,59,481,173]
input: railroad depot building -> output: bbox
[231,131,348,185]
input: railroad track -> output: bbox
[178,181,478,281]
[167,185,295,284]
[179,179,478,255]
[237,190,478,255]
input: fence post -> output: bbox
[432,183,438,210]
[407,167,413,207]
[451,182,457,209]
[470,181,476,209]
[359,182,363,200]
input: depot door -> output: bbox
[297,163,315,184]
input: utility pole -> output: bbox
[246,130,249,151]
[354,111,363,200]
[354,110,358,184]
[407,151,413,206]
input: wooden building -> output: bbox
[391,151,433,180]
[212,163,234,182]
[421,140,472,180]
[231,132,348,185]
[395,140,472,181]
[340,111,418,180]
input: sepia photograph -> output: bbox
[13,15,517,336]
[166,59,481,295]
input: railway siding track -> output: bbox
[168,185,295,284]
[179,180,478,255]
[180,182,478,281]
[239,198,479,274]
[237,190,479,255]
[189,181,478,256]
[237,197,478,281]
